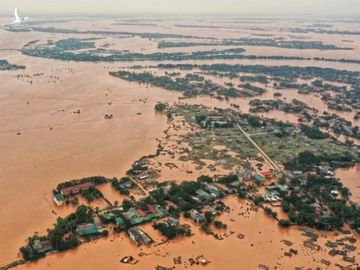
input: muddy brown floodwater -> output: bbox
[336,165,360,204]
[14,196,360,270]
[0,16,359,270]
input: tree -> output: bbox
[197,175,213,183]
[278,219,291,227]
[301,125,328,139]
[214,220,227,229]
[155,103,166,112]
[205,211,213,223]
[122,199,133,211]
[298,150,317,166]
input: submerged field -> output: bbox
[0,15,359,270]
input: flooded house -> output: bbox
[53,192,65,206]
[60,182,94,196]
[188,209,206,223]
[127,227,153,246]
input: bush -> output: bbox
[278,219,291,227]
[155,103,166,112]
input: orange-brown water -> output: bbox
[336,165,360,204]
[13,196,360,270]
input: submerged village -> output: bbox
[1,12,360,270]
[2,102,360,270]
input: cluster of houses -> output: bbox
[317,165,335,179]
[129,158,159,187]
[21,216,107,261]
[96,203,167,246]
[123,205,166,225]
[187,200,228,224]
[236,170,275,185]
[190,183,224,205]
[326,238,357,264]
[99,203,166,227]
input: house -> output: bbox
[138,174,149,180]
[99,212,115,223]
[77,223,99,236]
[262,192,280,202]
[203,115,232,128]
[190,195,202,203]
[147,204,156,214]
[118,180,133,189]
[203,183,222,198]
[128,227,153,246]
[237,170,252,182]
[137,208,146,217]
[134,159,148,170]
[310,203,322,213]
[123,208,144,225]
[167,217,180,227]
[143,179,158,188]
[60,182,94,195]
[123,205,164,226]
[202,205,218,215]
[317,166,333,176]
[266,183,288,193]
[253,174,265,184]
[164,200,178,211]
[261,171,273,179]
[53,192,64,206]
[188,209,206,223]
[196,189,213,201]
[293,171,307,185]
[293,171,303,177]
[94,217,105,231]
[132,159,148,172]
[155,205,165,217]
[128,228,142,246]
[115,217,126,228]
[32,239,52,254]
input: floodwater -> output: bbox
[0,16,359,269]
[14,196,360,270]
[0,35,180,264]
[336,165,360,204]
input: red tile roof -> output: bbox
[165,200,178,209]
[137,208,146,217]
[147,204,156,214]
[261,171,273,176]
[61,182,93,194]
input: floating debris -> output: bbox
[155,266,172,270]
[104,114,113,119]
[173,256,182,264]
[120,255,134,264]
[195,255,210,265]
[237,233,245,239]
[281,239,294,247]
[321,259,331,266]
